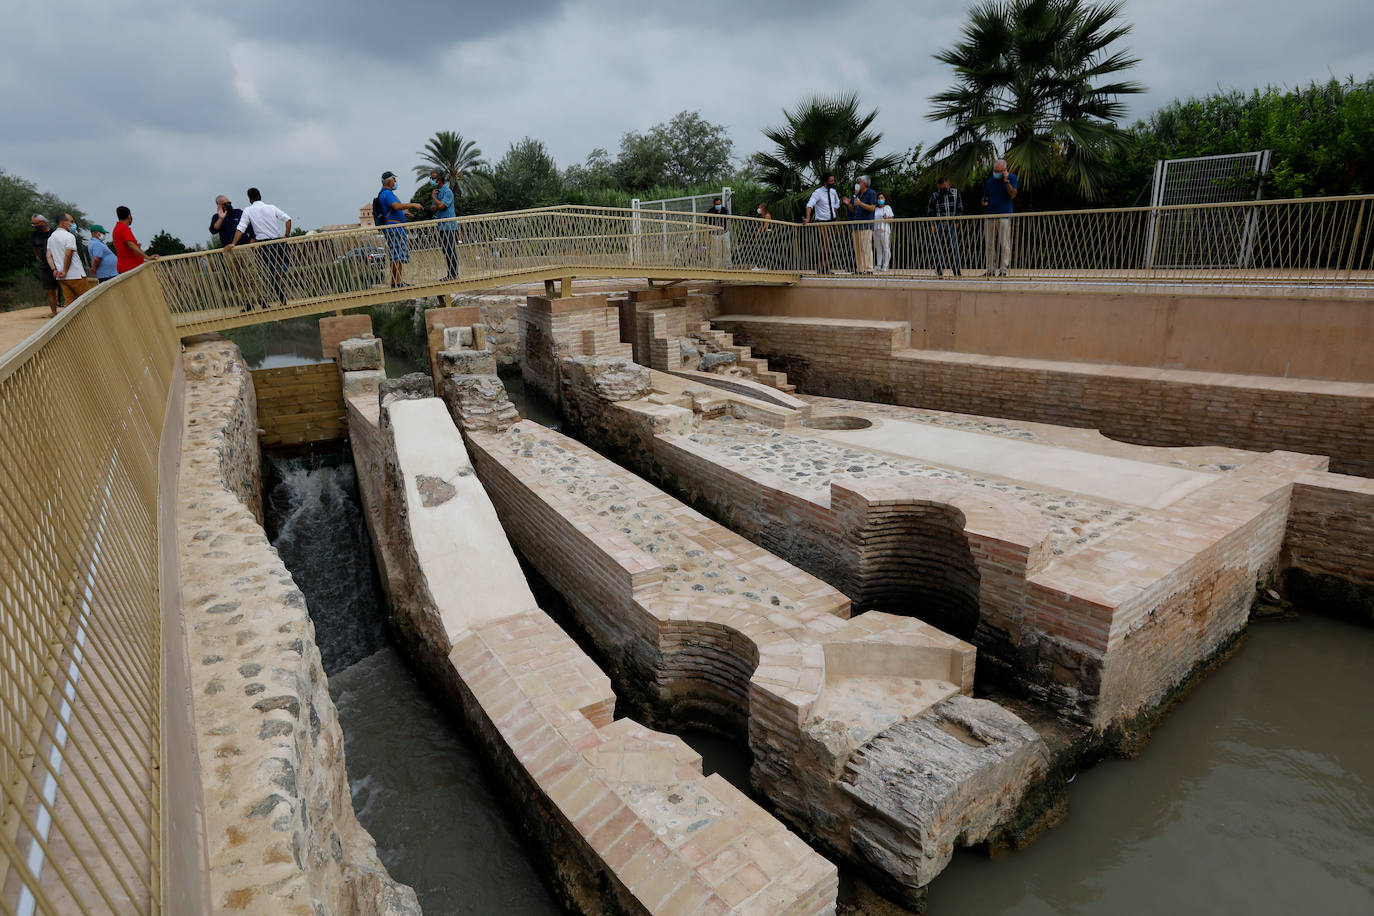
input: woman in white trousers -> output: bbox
[873,194,894,271]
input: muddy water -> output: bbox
[265,448,559,915]
[927,615,1374,915]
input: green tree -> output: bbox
[0,169,87,281]
[613,111,735,191]
[614,130,672,191]
[1102,77,1374,203]
[653,111,734,187]
[413,130,493,198]
[751,92,904,218]
[491,137,563,210]
[926,0,1144,200]
[563,148,617,191]
[147,230,189,256]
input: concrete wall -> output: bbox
[720,281,1374,382]
[714,315,1374,477]
[176,341,417,915]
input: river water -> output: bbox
[251,310,1372,914]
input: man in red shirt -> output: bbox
[112,205,157,273]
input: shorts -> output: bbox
[384,225,409,264]
[38,266,58,290]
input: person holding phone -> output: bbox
[981,158,1018,276]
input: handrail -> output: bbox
[0,269,179,911]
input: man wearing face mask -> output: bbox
[804,173,840,273]
[842,175,877,274]
[704,197,731,267]
[873,192,894,272]
[980,158,1018,276]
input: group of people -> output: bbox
[208,188,293,310]
[375,169,458,288]
[799,158,1019,276]
[28,208,157,316]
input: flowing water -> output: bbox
[265,449,559,915]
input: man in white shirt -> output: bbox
[46,213,87,310]
[803,172,840,273]
[225,187,292,309]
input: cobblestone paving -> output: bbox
[686,418,1141,557]
[496,426,805,607]
[801,395,1244,473]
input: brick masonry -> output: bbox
[463,416,1050,904]
[712,314,1374,477]
[340,368,838,915]
[1283,470,1374,623]
[529,297,1338,735]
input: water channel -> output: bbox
[249,308,1373,914]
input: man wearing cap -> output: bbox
[378,171,421,288]
[86,225,119,282]
[226,187,291,309]
[46,213,87,309]
[30,215,60,315]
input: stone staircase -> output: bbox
[691,321,796,393]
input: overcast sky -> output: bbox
[4,0,1371,243]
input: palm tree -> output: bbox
[926,0,1144,199]
[753,93,904,218]
[413,130,493,198]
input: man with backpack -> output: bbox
[375,171,421,288]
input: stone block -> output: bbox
[343,369,386,400]
[561,356,652,403]
[378,373,434,408]
[443,375,521,433]
[339,336,384,372]
[699,351,737,372]
[437,348,497,380]
[443,326,475,350]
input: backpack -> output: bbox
[371,193,389,227]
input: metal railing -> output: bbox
[0,269,179,913]
[152,195,1373,330]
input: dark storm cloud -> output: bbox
[211,0,568,55]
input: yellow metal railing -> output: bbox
[151,195,1373,330]
[0,269,178,913]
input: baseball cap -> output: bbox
[381,171,396,181]
[90,224,107,233]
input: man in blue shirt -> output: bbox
[378,171,421,288]
[981,158,1018,275]
[842,175,878,273]
[86,225,119,282]
[429,169,459,280]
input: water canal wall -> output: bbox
[175,340,418,914]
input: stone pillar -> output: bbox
[434,333,520,433]
[518,294,633,406]
[338,335,386,400]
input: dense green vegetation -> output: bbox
[926,0,1144,201]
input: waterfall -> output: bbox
[264,456,388,674]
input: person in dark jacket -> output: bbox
[926,177,963,277]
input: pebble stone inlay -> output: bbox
[686,416,1141,557]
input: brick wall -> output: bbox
[715,315,1374,477]
[1283,470,1374,623]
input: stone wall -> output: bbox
[446,293,523,365]
[463,386,1052,906]
[1283,470,1374,624]
[519,293,634,405]
[342,378,839,914]
[176,340,417,914]
[718,281,1374,382]
[713,315,1374,477]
